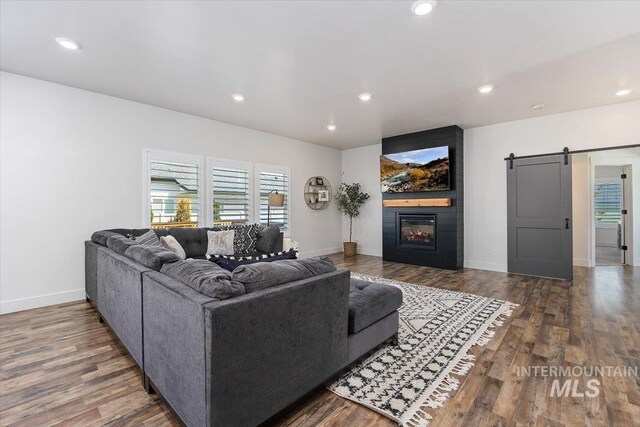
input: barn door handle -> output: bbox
[565,218,570,229]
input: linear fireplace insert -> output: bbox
[398,214,436,250]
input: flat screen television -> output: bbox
[380,146,450,193]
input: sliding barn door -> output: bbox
[507,155,573,280]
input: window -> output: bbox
[594,179,623,225]
[209,159,252,225]
[256,165,290,232]
[144,150,203,228]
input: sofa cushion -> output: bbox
[210,249,298,272]
[167,228,209,258]
[91,230,121,246]
[255,225,280,253]
[222,224,259,253]
[160,260,245,300]
[160,235,187,260]
[348,279,403,334]
[106,235,140,255]
[232,256,336,293]
[124,244,181,271]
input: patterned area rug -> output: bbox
[328,273,518,427]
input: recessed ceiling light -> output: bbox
[411,0,437,16]
[232,94,244,102]
[327,124,336,131]
[358,93,372,102]
[478,84,494,94]
[55,37,81,50]
[616,89,632,97]
[531,104,545,111]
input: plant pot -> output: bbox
[343,242,357,257]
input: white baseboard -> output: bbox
[357,249,383,257]
[0,288,85,315]
[299,247,343,258]
[573,258,593,267]
[464,260,508,273]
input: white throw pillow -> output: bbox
[160,235,186,260]
[207,230,235,256]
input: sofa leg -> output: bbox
[143,374,154,394]
[391,332,399,346]
[86,296,90,303]
[98,315,104,324]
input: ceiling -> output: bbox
[1,1,639,149]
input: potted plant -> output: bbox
[336,182,370,257]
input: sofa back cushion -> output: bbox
[124,244,180,271]
[106,235,139,255]
[166,228,211,258]
[255,225,280,253]
[160,260,245,300]
[91,230,121,246]
[232,257,337,293]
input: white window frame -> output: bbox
[142,149,205,227]
[255,163,292,237]
[206,157,254,226]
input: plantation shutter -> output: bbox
[211,165,251,225]
[259,171,289,230]
[149,159,199,226]
[594,181,622,224]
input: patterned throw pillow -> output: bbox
[135,230,161,246]
[206,230,235,256]
[222,224,260,254]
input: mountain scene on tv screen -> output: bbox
[380,146,449,193]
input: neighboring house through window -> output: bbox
[144,150,290,233]
[144,149,203,228]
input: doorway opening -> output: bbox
[572,146,638,269]
[594,167,624,266]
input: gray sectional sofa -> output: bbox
[85,226,402,427]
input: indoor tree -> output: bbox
[335,182,370,257]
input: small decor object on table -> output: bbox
[336,182,370,257]
[304,176,332,210]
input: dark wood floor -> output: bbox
[1,254,638,426]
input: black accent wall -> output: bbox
[382,125,463,270]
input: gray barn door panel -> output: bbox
[507,155,573,280]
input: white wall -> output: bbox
[0,72,343,314]
[341,101,640,271]
[340,145,382,256]
[572,153,591,266]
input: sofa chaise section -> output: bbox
[142,268,351,427]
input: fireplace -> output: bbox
[382,125,463,270]
[398,214,436,250]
